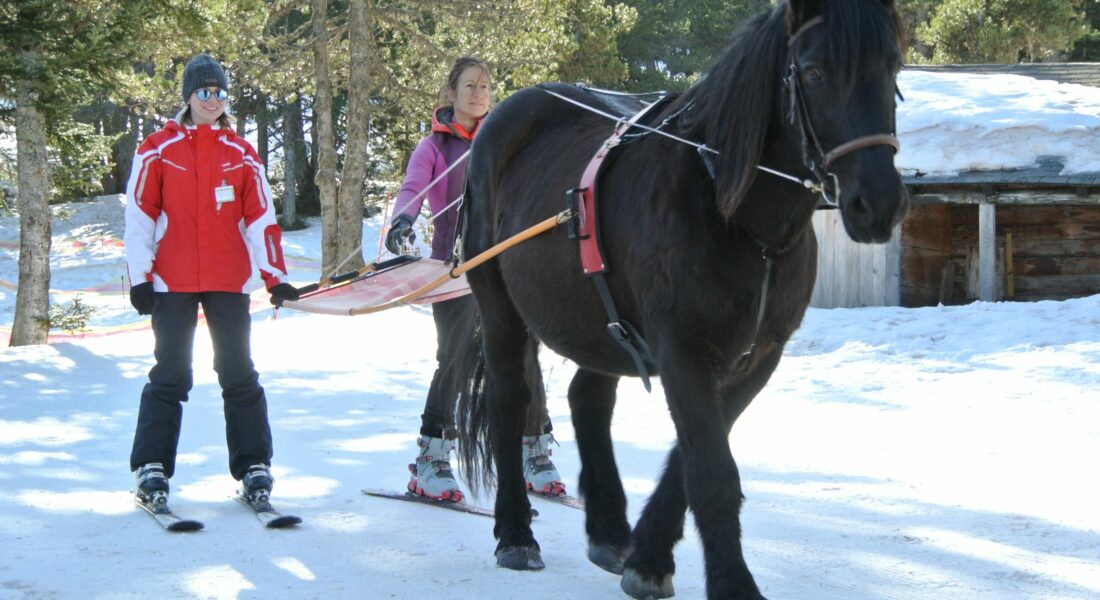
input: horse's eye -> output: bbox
[804,67,824,85]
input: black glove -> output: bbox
[385,215,416,255]
[130,282,154,316]
[269,283,301,306]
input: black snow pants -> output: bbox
[419,295,552,439]
[130,292,272,481]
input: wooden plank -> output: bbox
[1009,238,1100,257]
[990,192,1100,206]
[1013,274,1100,296]
[810,212,830,307]
[900,247,951,289]
[859,237,875,306]
[948,205,1100,231]
[964,244,1005,301]
[899,285,941,307]
[979,202,996,301]
[911,192,987,205]
[830,212,847,306]
[900,203,952,250]
[885,230,901,306]
[910,191,1100,206]
[1016,256,1100,276]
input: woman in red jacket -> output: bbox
[125,53,299,513]
[386,57,565,503]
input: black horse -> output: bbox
[454,0,907,598]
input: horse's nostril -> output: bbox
[850,195,869,215]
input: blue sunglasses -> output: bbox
[195,88,228,101]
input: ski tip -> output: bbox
[265,515,303,529]
[166,520,205,532]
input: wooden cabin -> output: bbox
[811,64,1100,308]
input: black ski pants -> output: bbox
[130,291,272,481]
[420,295,552,439]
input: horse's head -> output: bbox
[784,0,909,243]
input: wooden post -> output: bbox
[979,201,996,302]
[1005,231,1014,299]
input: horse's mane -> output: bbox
[679,0,904,220]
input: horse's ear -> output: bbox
[785,0,825,32]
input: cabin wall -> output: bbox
[813,199,1100,308]
[898,204,953,307]
[944,204,1100,303]
[810,211,900,308]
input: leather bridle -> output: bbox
[784,16,901,206]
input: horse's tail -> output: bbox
[452,301,545,498]
[448,297,493,496]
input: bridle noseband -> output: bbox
[784,15,901,206]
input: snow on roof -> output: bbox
[896,70,1100,177]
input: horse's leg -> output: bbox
[568,368,631,573]
[620,443,684,599]
[475,287,543,570]
[622,347,782,600]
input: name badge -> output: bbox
[215,185,235,204]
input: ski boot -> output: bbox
[408,435,464,503]
[242,463,274,508]
[134,462,170,509]
[523,433,566,496]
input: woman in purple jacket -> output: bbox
[386,57,564,503]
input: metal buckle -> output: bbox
[607,322,629,342]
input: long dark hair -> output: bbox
[178,106,233,129]
[438,56,491,108]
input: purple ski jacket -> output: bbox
[392,107,482,261]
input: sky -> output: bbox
[0,72,1098,599]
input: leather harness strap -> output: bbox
[573,100,665,274]
[568,97,667,391]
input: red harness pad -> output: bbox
[577,101,666,275]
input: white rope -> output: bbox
[540,88,716,155]
[539,87,819,191]
[323,148,473,279]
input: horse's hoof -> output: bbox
[621,567,674,600]
[587,542,628,575]
[495,545,545,571]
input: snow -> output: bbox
[2,68,1100,598]
[2,194,1098,599]
[897,71,1100,175]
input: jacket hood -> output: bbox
[431,106,482,142]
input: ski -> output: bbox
[235,493,302,529]
[133,495,204,532]
[362,488,497,517]
[362,488,546,518]
[529,491,585,510]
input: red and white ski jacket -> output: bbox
[124,120,289,294]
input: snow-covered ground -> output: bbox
[1,195,1098,599]
[1,67,1099,598]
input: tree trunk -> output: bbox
[10,73,52,346]
[235,91,248,137]
[311,0,339,275]
[335,0,370,271]
[256,95,269,168]
[107,103,136,195]
[282,95,303,229]
[303,97,319,215]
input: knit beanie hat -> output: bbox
[181,54,228,102]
